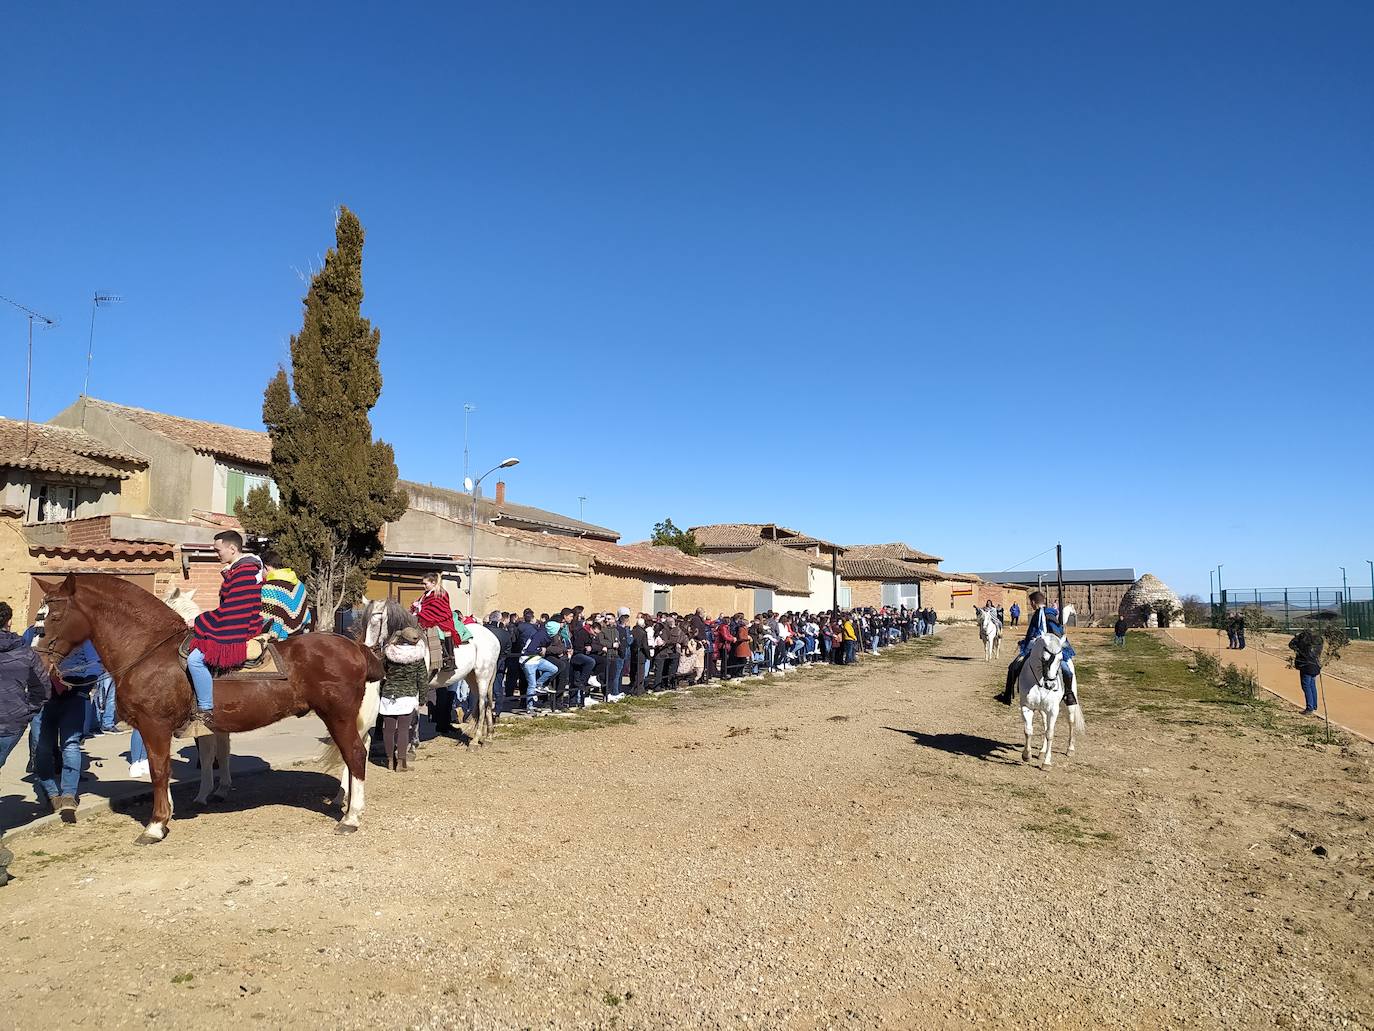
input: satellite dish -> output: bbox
[463,477,474,493]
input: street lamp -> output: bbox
[466,458,520,607]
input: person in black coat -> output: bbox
[485,612,513,716]
[629,616,651,695]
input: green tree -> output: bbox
[239,207,408,630]
[650,518,701,556]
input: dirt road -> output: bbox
[3,627,1372,1029]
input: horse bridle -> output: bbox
[36,595,187,688]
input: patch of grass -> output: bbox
[1022,819,1120,848]
[171,972,195,985]
[603,992,622,1007]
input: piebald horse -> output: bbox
[976,607,1001,662]
[34,574,382,842]
[1016,631,1085,768]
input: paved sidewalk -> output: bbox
[0,714,333,834]
[1164,626,1374,742]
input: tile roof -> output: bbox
[496,528,781,587]
[843,542,944,564]
[0,418,145,478]
[837,558,942,581]
[30,539,174,560]
[690,523,841,551]
[82,398,272,466]
[401,481,620,541]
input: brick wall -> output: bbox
[63,515,112,546]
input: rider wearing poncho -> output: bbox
[187,531,264,717]
[997,590,1078,707]
[260,550,311,640]
[412,572,471,671]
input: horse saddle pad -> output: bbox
[179,633,289,680]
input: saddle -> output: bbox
[179,633,290,681]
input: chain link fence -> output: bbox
[1212,586,1374,639]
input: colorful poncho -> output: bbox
[261,568,311,640]
[413,589,457,637]
[192,554,265,668]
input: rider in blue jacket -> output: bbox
[997,591,1078,707]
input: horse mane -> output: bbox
[70,573,186,633]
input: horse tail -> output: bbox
[1069,701,1086,737]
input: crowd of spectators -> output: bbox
[471,604,940,716]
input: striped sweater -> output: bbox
[261,569,311,640]
[192,554,265,668]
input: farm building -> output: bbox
[970,568,1137,623]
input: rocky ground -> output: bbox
[2,625,1372,1030]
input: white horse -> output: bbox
[1016,631,1085,768]
[359,599,501,746]
[438,623,502,745]
[163,588,234,806]
[977,606,1001,661]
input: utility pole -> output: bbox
[831,548,838,612]
[1,294,58,451]
[1341,566,1349,630]
[578,496,587,522]
[1055,542,1064,614]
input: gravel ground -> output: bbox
[2,626,1372,1030]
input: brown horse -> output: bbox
[33,573,383,843]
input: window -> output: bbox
[225,466,276,514]
[652,588,671,614]
[29,482,76,524]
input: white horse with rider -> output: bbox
[1015,630,1085,768]
[357,597,502,746]
[976,603,1001,662]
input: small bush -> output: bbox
[1218,663,1258,699]
[1193,649,1220,682]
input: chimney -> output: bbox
[494,481,506,506]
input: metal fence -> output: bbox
[1212,586,1374,639]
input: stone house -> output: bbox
[48,397,276,520]
[688,523,847,610]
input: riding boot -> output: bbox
[1062,669,1078,708]
[998,657,1023,705]
[440,636,456,674]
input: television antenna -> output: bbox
[1,293,58,451]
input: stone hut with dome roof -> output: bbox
[1118,573,1185,628]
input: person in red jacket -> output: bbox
[716,615,737,679]
[412,573,461,671]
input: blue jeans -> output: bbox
[187,648,213,711]
[607,657,625,694]
[36,690,86,800]
[843,640,857,664]
[0,731,21,770]
[129,729,147,764]
[1114,634,1125,646]
[1300,673,1318,712]
[523,658,557,710]
[97,674,116,730]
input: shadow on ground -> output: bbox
[934,655,975,662]
[883,726,1018,763]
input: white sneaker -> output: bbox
[588,676,603,689]
[128,759,149,779]
[583,697,600,707]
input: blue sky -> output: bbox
[3,2,1371,598]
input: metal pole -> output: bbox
[1284,589,1289,629]
[1055,543,1064,614]
[25,314,34,451]
[467,482,478,608]
[831,549,838,612]
[462,403,475,483]
[1341,567,1349,629]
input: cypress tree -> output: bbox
[239,207,407,630]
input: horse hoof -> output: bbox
[134,833,163,846]
[207,792,226,804]
[334,823,359,835]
